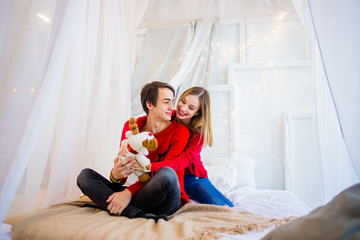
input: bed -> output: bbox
[5,182,360,240]
[4,157,315,240]
[5,187,310,240]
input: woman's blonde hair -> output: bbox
[178,87,213,147]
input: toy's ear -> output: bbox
[143,138,158,151]
[129,117,139,135]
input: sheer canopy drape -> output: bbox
[131,19,216,116]
[0,0,148,223]
[292,0,360,202]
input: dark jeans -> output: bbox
[184,173,234,207]
[77,167,181,218]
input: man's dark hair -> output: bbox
[140,81,175,114]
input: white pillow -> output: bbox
[205,164,237,194]
[236,157,256,188]
[206,157,256,189]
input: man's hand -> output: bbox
[106,189,132,215]
[118,139,129,157]
[112,156,137,180]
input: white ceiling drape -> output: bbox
[292,0,360,202]
[0,0,148,223]
[131,19,216,116]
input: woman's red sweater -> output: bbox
[151,110,208,178]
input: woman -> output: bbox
[174,86,233,207]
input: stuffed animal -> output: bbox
[120,117,158,182]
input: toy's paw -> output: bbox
[146,163,151,171]
[138,173,150,182]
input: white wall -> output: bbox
[284,112,321,208]
[201,14,312,190]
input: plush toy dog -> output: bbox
[120,117,158,182]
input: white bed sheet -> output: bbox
[0,223,12,240]
[218,186,312,240]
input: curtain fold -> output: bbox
[174,21,218,104]
[168,19,214,90]
[131,19,215,116]
[130,23,195,116]
[0,0,84,222]
[39,0,101,208]
[1,0,149,223]
[308,0,360,180]
[292,0,360,203]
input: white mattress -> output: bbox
[218,186,311,239]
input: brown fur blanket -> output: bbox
[10,197,294,240]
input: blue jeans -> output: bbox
[184,173,233,207]
[77,167,181,218]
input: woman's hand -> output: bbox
[106,189,132,215]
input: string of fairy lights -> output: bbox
[150,20,289,158]
[1,14,309,162]
[197,18,308,161]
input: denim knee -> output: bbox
[77,168,93,190]
[155,167,179,188]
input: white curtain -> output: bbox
[169,20,217,99]
[131,19,216,116]
[292,0,360,203]
[0,0,148,223]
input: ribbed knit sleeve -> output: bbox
[151,130,203,172]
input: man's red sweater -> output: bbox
[120,115,190,205]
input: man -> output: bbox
[77,81,190,222]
